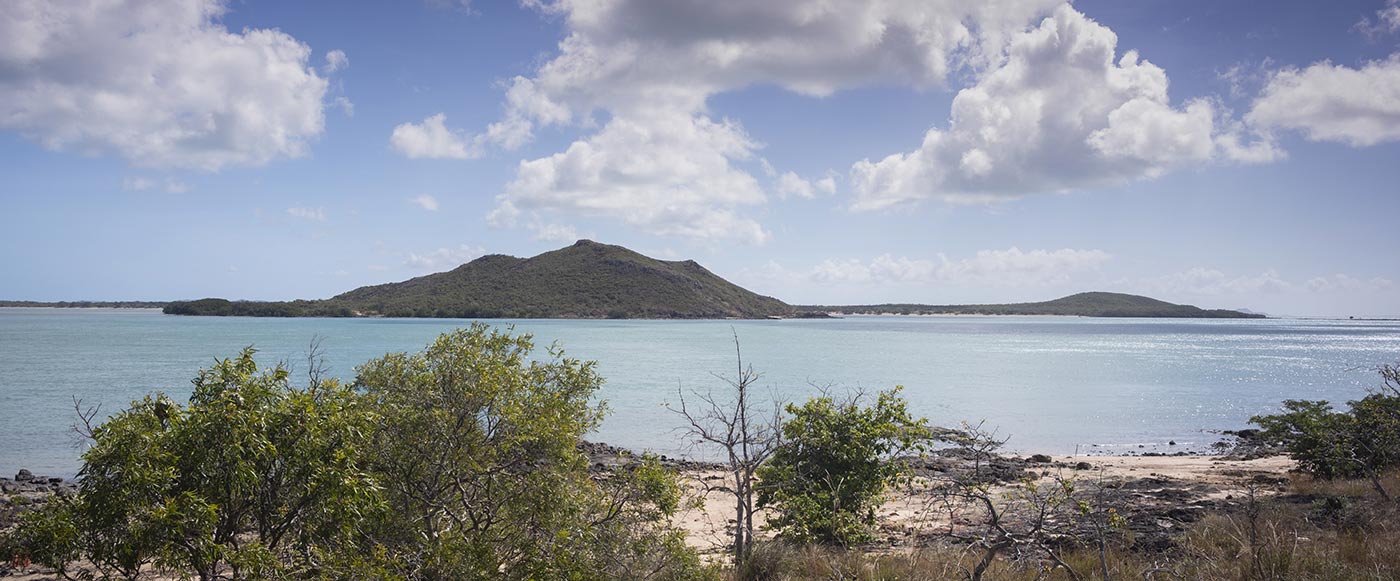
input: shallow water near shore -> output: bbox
[2,308,1397,477]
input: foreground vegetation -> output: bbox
[3,327,1397,580]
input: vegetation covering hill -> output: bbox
[164,240,799,319]
[803,291,1264,318]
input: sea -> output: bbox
[2,308,1398,477]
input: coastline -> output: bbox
[2,445,1298,577]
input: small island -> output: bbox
[155,241,1262,319]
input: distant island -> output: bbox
[165,240,800,319]
[5,241,1260,319]
[0,300,166,309]
[804,292,1265,319]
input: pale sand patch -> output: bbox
[672,454,1295,559]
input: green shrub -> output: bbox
[757,387,931,545]
[1251,363,1400,500]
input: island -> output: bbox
[152,241,1264,319]
[803,291,1265,318]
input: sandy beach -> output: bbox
[673,453,1294,559]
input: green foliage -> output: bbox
[757,387,931,545]
[6,349,381,580]
[164,240,795,319]
[1251,364,1400,499]
[339,322,709,580]
[5,326,709,579]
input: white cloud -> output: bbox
[529,222,580,243]
[775,171,837,199]
[850,5,1276,211]
[332,96,355,117]
[122,176,189,193]
[286,207,327,222]
[1356,0,1400,40]
[323,49,349,73]
[0,0,331,170]
[1305,274,1394,293]
[122,177,156,192]
[1246,55,1400,147]
[390,113,477,159]
[480,0,1069,241]
[499,107,770,243]
[459,1,1278,237]
[1132,268,1394,302]
[1139,267,1292,297]
[405,244,485,271]
[410,194,439,211]
[808,247,1111,287]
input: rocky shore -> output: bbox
[0,470,77,530]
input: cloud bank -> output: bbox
[0,0,334,170]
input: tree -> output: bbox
[7,348,381,581]
[756,387,931,545]
[671,332,782,566]
[350,323,708,580]
[925,422,1122,581]
[1250,362,1400,501]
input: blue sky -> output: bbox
[2,0,1398,317]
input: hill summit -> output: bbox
[166,240,797,319]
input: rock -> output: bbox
[15,468,34,482]
[1169,440,1177,446]
[1028,454,1053,463]
[1073,461,1093,470]
[47,477,64,485]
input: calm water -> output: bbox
[3,308,1398,477]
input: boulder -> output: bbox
[15,468,33,482]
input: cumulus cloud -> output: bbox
[122,176,188,193]
[850,5,1277,210]
[0,0,332,170]
[475,0,1071,241]
[442,1,1280,238]
[323,49,349,73]
[1305,274,1394,293]
[405,244,485,271]
[808,247,1111,287]
[529,222,580,243]
[1133,268,1393,301]
[1355,0,1400,40]
[1246,55,1400,147]
[499,108,770,242]
[390,113,477,159]
[286,207,327,222]
[410,194,439,211]
[775,171,837,199]
[1139,267,1291,297]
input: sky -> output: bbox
[1,0,1398,317]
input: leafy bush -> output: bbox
[345,324,707,579]
[5,325,710,580]
[1251,363,1400,500]
[756,387,931,545]
[6,349,380,580]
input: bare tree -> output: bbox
[925,421,1126,581]
[671,330,783,566]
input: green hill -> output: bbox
[164,240,798,319]
[802,291,1263,318]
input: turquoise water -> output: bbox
[3,308,1398,477]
